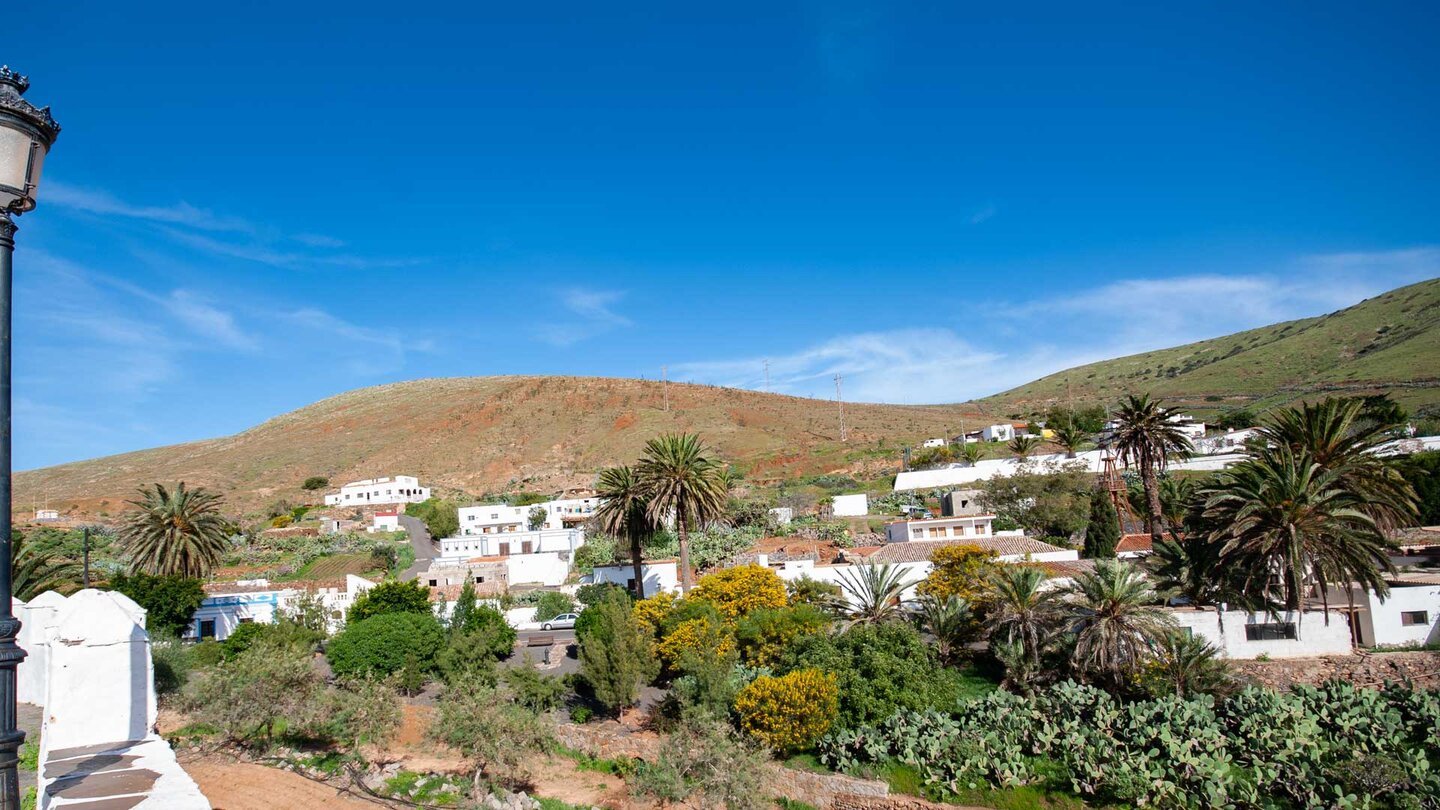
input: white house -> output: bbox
[589,560,681,596]
[1195,428,1259,455]
[435,527,586,587]
[885,514,997,543]
[768,507,794,525]
[981,424,1015,443]
[188,574,377,640]
[831,493,869,517]
[34,508,59,521]
[1321,574,1440,649]
[1167,414,1207,440]
[457,496,602,535]
[371,510,400,532]
[323,475,431,506]
[1168,607,1354,659]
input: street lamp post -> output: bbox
[0,64,60,810]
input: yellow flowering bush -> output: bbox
[657,615,733,670]
[692,564,787,621]
[633,591,679,638]
[734,669,838,754]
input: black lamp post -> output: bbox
[0,64,60,810]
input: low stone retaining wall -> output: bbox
[1234,650,1440,690]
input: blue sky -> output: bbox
[10,2,1439,470]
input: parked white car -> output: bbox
[541,612,578,631]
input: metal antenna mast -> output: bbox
[661,365,670,412]
[834,374,847,442]
[763,360,770,393]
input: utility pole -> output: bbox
[834,374,847,442]
[81,527,90,589]
[763,359,770,393]
[661,365,670,412]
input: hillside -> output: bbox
[985,277,1440,417]
[15,376,989,518]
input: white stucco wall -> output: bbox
[15,591,67,706]
[1169,608,1353,659]
[506,552,571,587]
[590,561,681,595]
[831,494,869,516]
[1365,585,1440,647]
[893,451,1248,491]
[441,528,583,559]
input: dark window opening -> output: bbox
[199,619,216,639]
[1245,622,1297,641]
[1401,611,1429,626]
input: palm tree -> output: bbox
[1202,448,1395,636]
[13,530,81,600]
[1254,397,1417,530]
[1147,631,1232,698]
[636,433,730,592]
[1107,394,1194,545]
[915,593,973,662]
[594,465,654,599]
[1008,435,1041,459]
[1065,560,1174,688]
[120,482,232,578]
[985,566,1064,672]
[836,563,915,625]
[1052,423,1088,458]
[959,442,986,466]
[1157,475,1198,539]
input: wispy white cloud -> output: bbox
[46,180,409,271]
[969,202,996,225]
[163,290,259,352]
[535,288,633,346]
[45,182,254,233]
[675,248,1439,404]
[281,307,429,375]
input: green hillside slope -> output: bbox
[985,277,1440,417]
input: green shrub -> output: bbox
[219,622,269,660]
[569,705,594,724]
[301,476,330,491]
[735,604,828,668]
[181,636,331,745]
[819,679,1440,808]
[327,612,445,678]
[780,622,958,730]
[109,573,205,637]
[535,591,576,623]
[190,640,224,668]
[151,636,190,695]
[503,663,567,711]
[576,582,629,607]
[577,589,659,714]
[347,580,432,624]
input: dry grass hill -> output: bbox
[15,376,990,518]
[985,277,1440,418]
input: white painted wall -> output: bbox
[1169,608,1353,659]
[371,512,400,532]
[893,451,1249,491]
[15,591,66,706]
[506,552,571,587]
[590,561,681,595]
[832,494,869,517]
[1322,583,1440,648]
[768,507,793,525]
[885,515,995,543]
[190,575,376,640]
[458,497,602,534]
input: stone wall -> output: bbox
[1233,650,1440,690]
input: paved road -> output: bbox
[398,514,438,580]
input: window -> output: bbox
[475,576,485,584]
[1244,622,1297,641]
[428,579,438,587]
[238,617,254,624]
[199,619,216,639]
[1401,611,1429,626]
[499,543,510,557]
[522,541,534,554]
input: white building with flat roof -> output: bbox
[324,475,431,506]
[831,493,869,517]
[589,560,681,596]
[885,514,997,543]
[188,575,377,640]
[458,497,602,535]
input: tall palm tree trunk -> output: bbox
[1142,450,1164,545]
[678,513,694,592]
[630,530,647,600]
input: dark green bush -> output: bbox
[347,580,432,624]
[109,572,205,637]
[535,591,576,623]
[301,476,330,491]
[327,612,445,678]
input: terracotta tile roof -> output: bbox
[204,577,356,596]
[862,536,1070,564]
[1386,571,1440,586]
[1117,533,1154,553]
[1392,527,1440,548]
[1035,559,1097,579]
